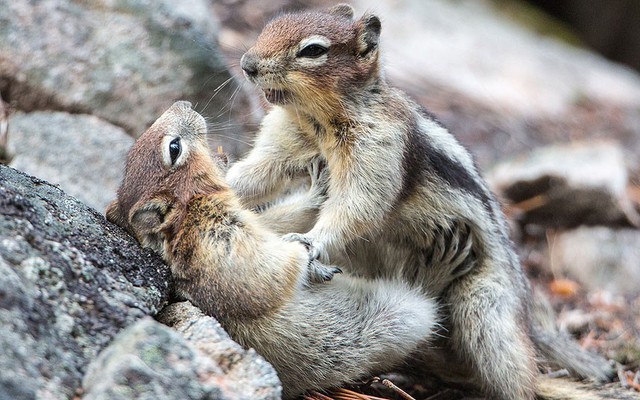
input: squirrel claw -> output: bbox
[282,232,312,247]
[283,232,320,259]
[306,259,341,285]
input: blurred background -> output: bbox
[525,0,640,72]
[1,0,639,394]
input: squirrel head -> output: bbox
[240,4,382,116]
[106,101,228,252]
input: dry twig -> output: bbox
[368,377,416,400]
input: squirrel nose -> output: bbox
[240,53,259,78]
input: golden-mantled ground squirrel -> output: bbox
[226,4,613,399]
[106,101,440,399]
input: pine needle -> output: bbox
[303,376,416,400]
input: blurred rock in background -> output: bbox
[8,111,133,212]
[0,0,261,210]
[549,227,640,296]
[0,92,9,163]
[489,140,640,228]
[525,0,640,72]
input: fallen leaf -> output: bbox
[549,278,580,297]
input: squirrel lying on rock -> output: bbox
[226,4,613,399]
[106,101,442,399]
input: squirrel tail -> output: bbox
[257,276,439,399]
[532,329,614,382]
[529,288,614,382]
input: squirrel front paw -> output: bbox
[282,232,326,261]
[306,259,342,285]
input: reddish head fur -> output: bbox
[106,101,227,243]
[251,11,357,58]
[241,4,382,120]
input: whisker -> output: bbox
[227,81,245,117]
[218,41,249,55]
[185,36,218,55]
[204,122,248,131]
[199,76,236,114]
[205,132,253,147]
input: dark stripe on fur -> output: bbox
[400,111,491,208]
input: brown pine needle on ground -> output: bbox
[303,377,417,400]
[305,388,389,400]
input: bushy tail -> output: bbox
[532,329,614,381]
[530,289,614,381]
[245,276,439,399]
[351,279,440,369]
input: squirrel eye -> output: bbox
[297,44,328,58]
[169,137,181,165]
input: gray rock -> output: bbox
[364,0,640,119]
[0,0,257,156]
[549,226,640,296]
[488,141,640,228]
[86,304,280,400]
[0,165,170,399]
[157,301,281,400]
[83,317,279,400]
[8,111,133,212]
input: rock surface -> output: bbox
[0,165,170,399]
[0,0,257,156]
[489,141,640,228]
[549,227,640,296]
[83,316,280,400]
[8,111,133,212]
[0,165,283,399]
[157,301,281,399]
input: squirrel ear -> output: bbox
[357,13,381,56]
[328,4,354,19]
[130,199,169,234]
[129,199,172,252]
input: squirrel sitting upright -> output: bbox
[226,4,613,399]
[106,101,441,399]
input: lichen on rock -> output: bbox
[0,165,170,399]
